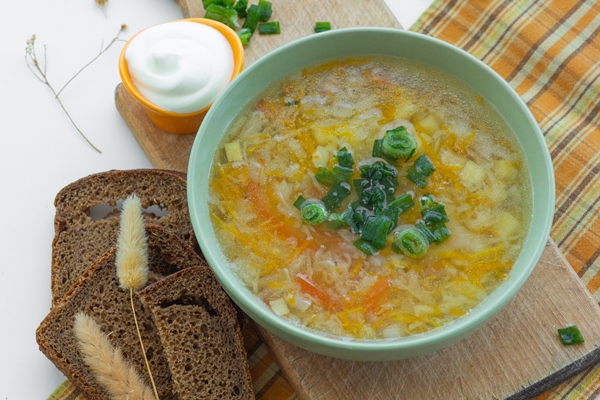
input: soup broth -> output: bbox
[208,57,531,339]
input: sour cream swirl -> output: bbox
[125,21,234,113]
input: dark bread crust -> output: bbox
[37,225,207,400]
[51,169,196,306]
[138,267,254,400]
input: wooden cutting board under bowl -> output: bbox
[115,1,600,398]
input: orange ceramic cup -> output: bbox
[119,18,244,134]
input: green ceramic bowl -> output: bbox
[187,28,555,361]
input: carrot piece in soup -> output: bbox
[295,273,333,309]
[364,276,391,313]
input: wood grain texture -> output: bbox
[115,1,600,398]
[257,240,600,400]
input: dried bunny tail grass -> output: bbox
[73,313,154,400]
[116,194,148,291]
[115,194,159,400]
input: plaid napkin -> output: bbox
[411,0,600,398]
[50,0,600,398]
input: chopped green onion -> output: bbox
[325,212,347,229]
[359,186,386,209]
[314,21,331,33]
[293,195,307,210]
[415,220,450,245]
[332,165,353,182]
[285,99,300,106]
[321,181,352,210]
[382,126,417,161]
[258,21,280,35]
[202,0,235,9]
[236,27,252,46]
[301,202,328,225]
[417,195,450,244]
[337,147,354,168]
[345,208,366,234]
[406,154,436,188]
[372,139,383,158]
[360,215,393,251]
[353,238,378,256]
[388,193,415,214]
[422,207,449,224]
[419,194,435,209]
[242,4,260,33]
[393,227,429,258]
[315,167,338,186]
[257,0,272,22]
[204,3,239,29]
[233,0,248,17]
[558,325,584,345]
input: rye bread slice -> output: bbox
[51,169,196,306]
[37,225,207,400]
[138,267,254,400]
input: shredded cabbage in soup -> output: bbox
[208,57,531,339]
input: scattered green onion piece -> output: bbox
[360,186,386,209]
[393,227,429,258]
[382,126,417,161]
[285,99,300,106]
[337,147,354,168]
[301,202,328,225]
[236,27,252,45]
[258,21,280,35]
[321,181,352,210]
[419,194,435,209]
[406,154,436,188]
[415,220,450,245]
[388,193,415,214]
[325,212,347,229]
[360,215,393,251]
[332,165,353,182]
[353,179,367,199]
[315,167,338,186]
[293,195,307,210]
[204,3,239,29]
[233,0,248,17]
[202,0,234,9]
[242,4,260,33]
[372,139,383,158]
[422,207,449,224]
[558,325,584,345]
[314,21,331,33]
[353,238,378,256]
[257,0,273,22]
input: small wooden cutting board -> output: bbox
[115,1,600,398]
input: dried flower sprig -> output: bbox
[24,24,127,154]
[115,195,159,400]
[96,0,108,16]
[73,312,155,400]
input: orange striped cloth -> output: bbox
[411,0,600,399]
[49,1,600,399]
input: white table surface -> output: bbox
[0,0,432,398]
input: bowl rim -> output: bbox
[188,27,555,358]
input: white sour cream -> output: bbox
[125,21,234,113]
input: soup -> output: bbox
[208,57,531,340]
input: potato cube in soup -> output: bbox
[416,114,439,135]
[225,141,243,162]
[495,212,521,238]
[460,161,486,192]
[495,160,519,181]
